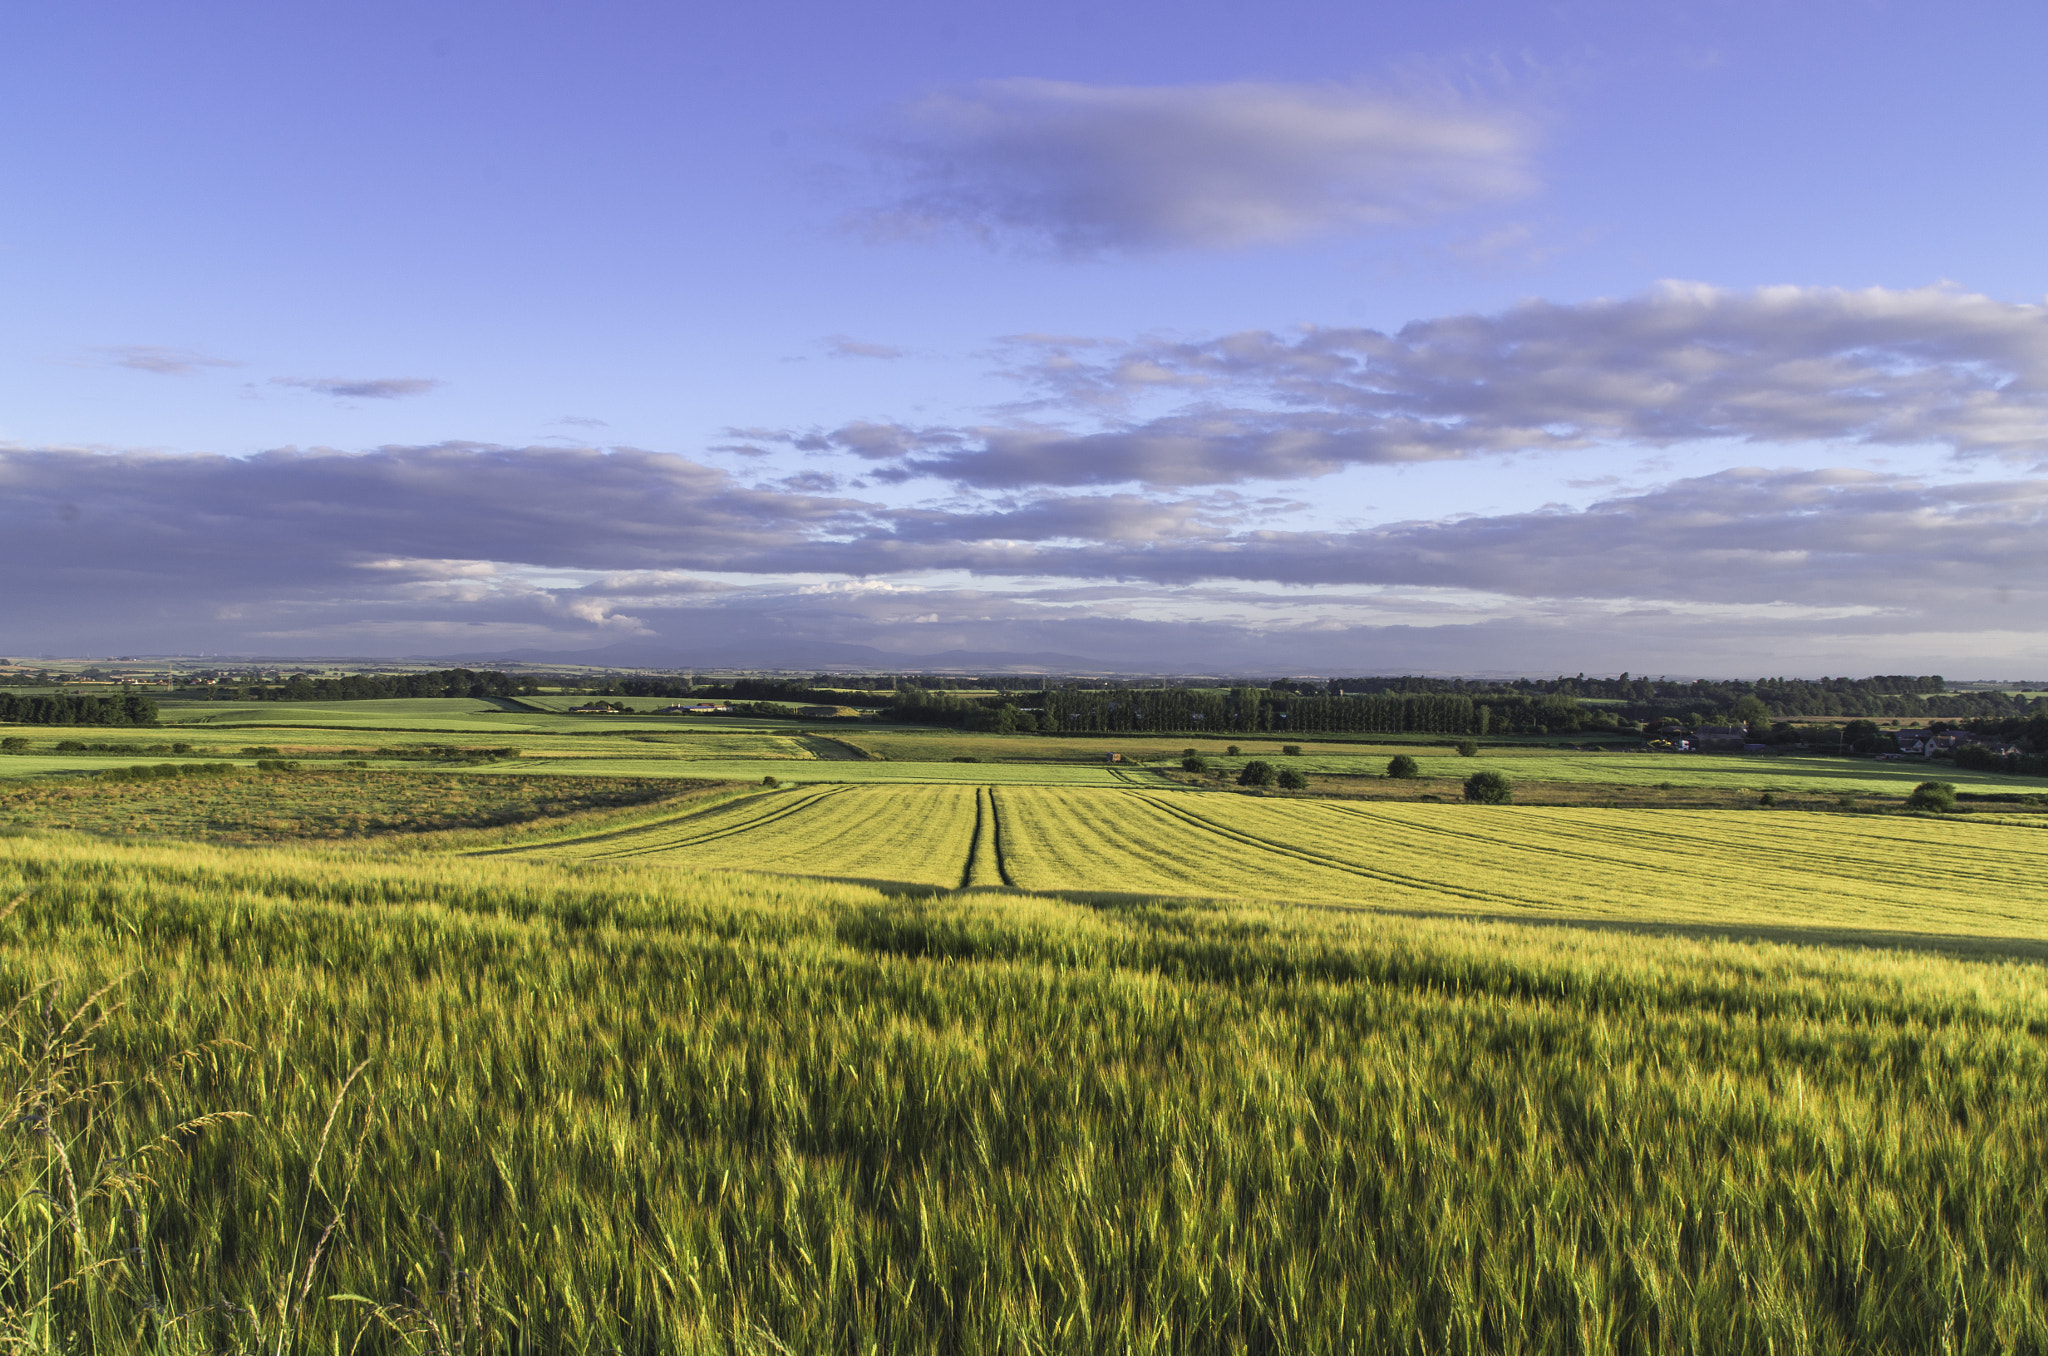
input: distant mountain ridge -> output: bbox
[427,638,1137,674]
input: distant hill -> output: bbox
[429,638,1133,675]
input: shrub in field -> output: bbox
[1456,740,1480,757]
[0,737,26,753]
[1282,745,1302,757]
[1226,745,1241,756]
[1181,755,1211,774]
[1464,770,1513,804]
[1182,748,1197,758]
[1276,768,1307,790]
[1387,754,1421,779]
[1237,760,1276,787]
[55,740,85,752]
[1759,792,1777,807]
[761,775,779,786]
[1906,780,1958,812]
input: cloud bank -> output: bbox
[864,79,1535,254]
[765,284,2048,488]
[3,441,2042,670]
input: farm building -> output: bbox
[1693,725,1748,751]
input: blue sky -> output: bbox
[4,0,2046,673]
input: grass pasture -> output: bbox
[7,834,2048,1353]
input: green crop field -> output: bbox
[7,832,2048,1353]
[0,769,712,844]
[517,783,2048,951]
[1211,747,2046,797]
[9,695,2048,1349]
[467,756,1148,785]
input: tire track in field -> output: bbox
[987,788,1017,887]
[1135,794,1537,908]
[959,788,986,888]
[565,786,854,860]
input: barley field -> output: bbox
[6,831,2048,1353]
[518,783,2048,951]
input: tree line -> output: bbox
[188,669,530,702]
[0,691,158,726]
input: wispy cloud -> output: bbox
[860,78,1536,255]
[92,345,243,375]
[274,376,443,400]
[823,334,906,360]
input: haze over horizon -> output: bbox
[5,2,2046,677]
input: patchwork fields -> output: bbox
[7,691,2048,1350]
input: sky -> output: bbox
[4,0,2046,675]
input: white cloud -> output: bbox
[862,79,1536,254]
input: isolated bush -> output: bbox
[1463,770,1514,804]
[0,737,27,753]
[1182,748,1197,758]
[1276,768,1308,790]
[1387,754,1421,780]
[1181,755,1211,774]
[55,740,85,752]
[1282,745,1302,756]
[950,756,979,763]
[1906,781,1957,812]
[1237,760,1277,787]
[1226,745,1241,756]
[170,741,193,754]
[1456,740,1480,757]
[761,775,779,786]
[1759,792,1777,807]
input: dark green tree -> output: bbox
[1276,768,1307,790]
[1455,740,1479,757]
[1463,770,1513,804]
[1237,760,1276,787]
[1386,754,1420,779]
[1905,781,1956,811]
